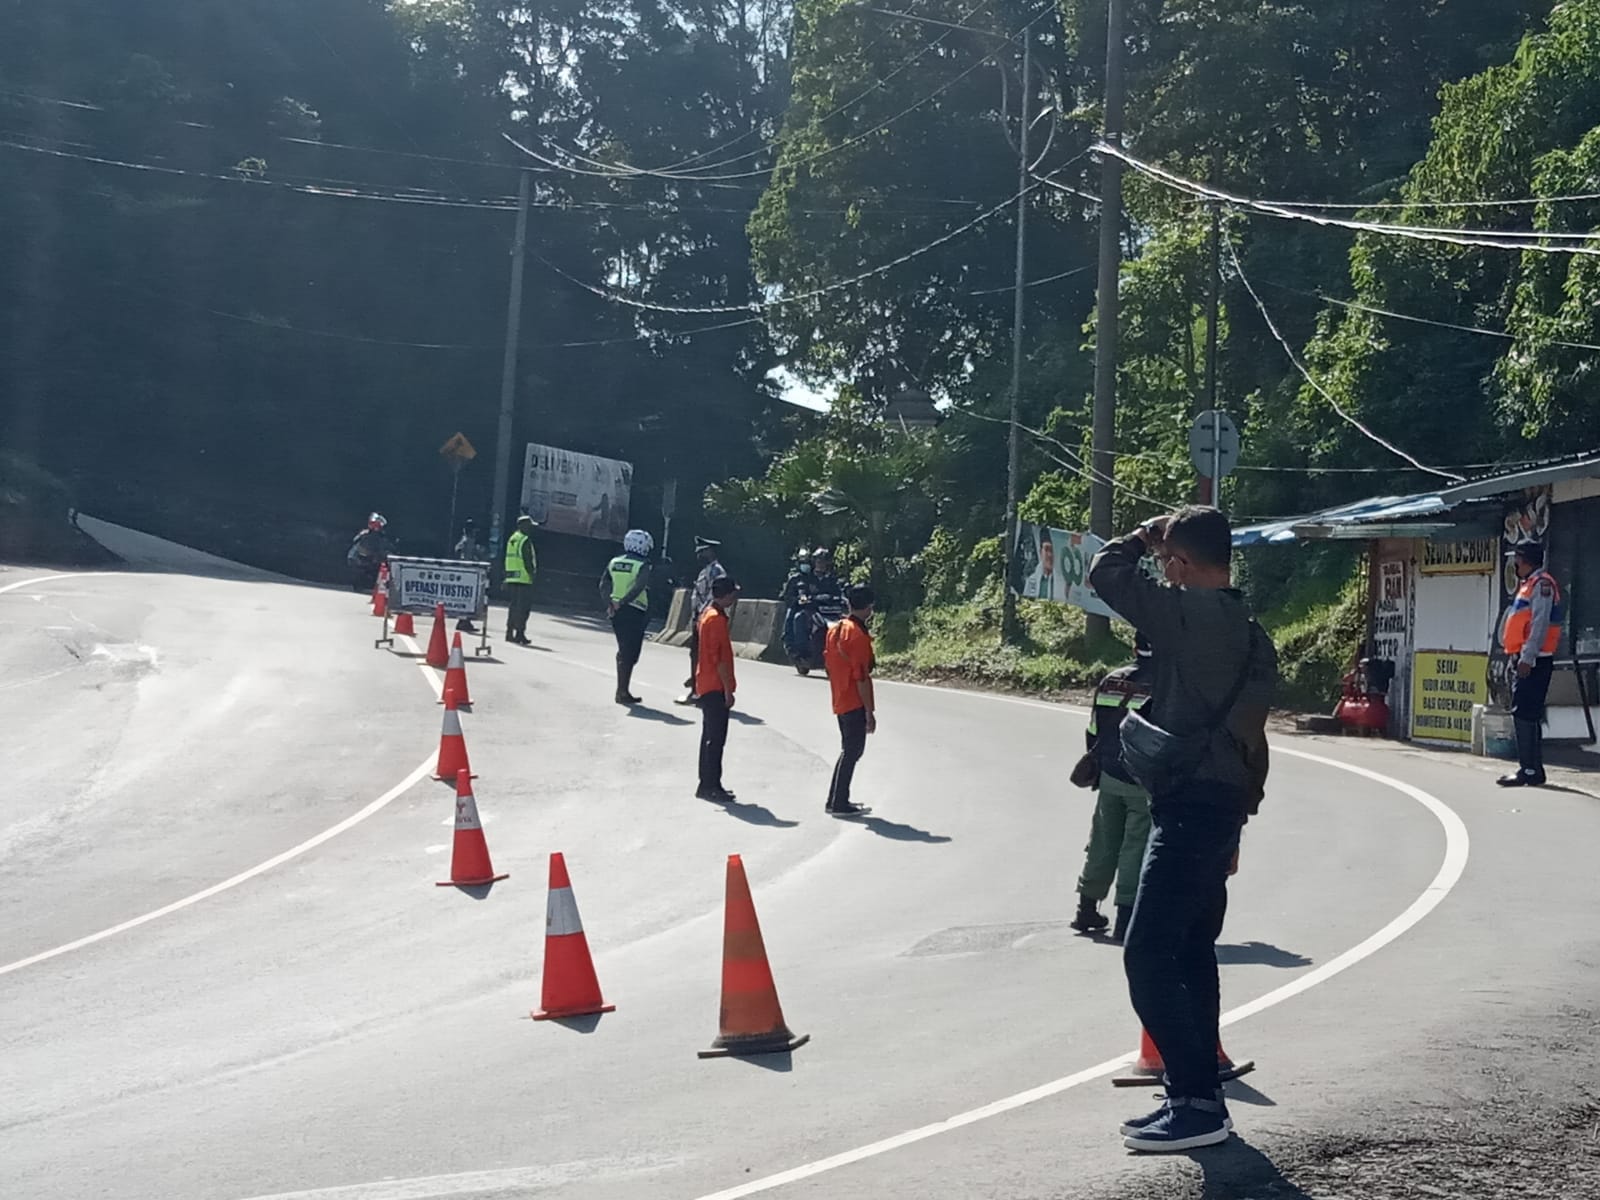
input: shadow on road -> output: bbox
[717,799,801,828]
[858,816,952,844]
[723,1049,795,1073]
[505,641,554,653]
[444,882,499,902]
[1184,1136,1314,1198]
[1216,941,1313,968]
[1224,1078,1277,1108]
[545,1012,606,1035]
[728,710,767,726]
[626,705,694,727]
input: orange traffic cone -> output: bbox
[433,692,475,781]
[393,610,415,636]
[425,602,449,668]
[436,770,507,887]
[439,632,472,707]
[1111,1028,1254,1087]
[531,853,615,1020]
[371,564,389,617]
[698,854,809,1058]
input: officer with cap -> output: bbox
[602,529,654,705]
[678,535,728,705]
[1497,540,1565,787]
[503,514,539,646]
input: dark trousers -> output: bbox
[698,690,729,789]
[611,604,648,666]
[826,708,869,809]
[1122,789,1244,1101]
[505,584,533,639]
[1512,656,1554,778]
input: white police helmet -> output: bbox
[623,529,654,557]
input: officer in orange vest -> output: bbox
[1497,541,1564,787]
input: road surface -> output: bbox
[2,552,1597,1200]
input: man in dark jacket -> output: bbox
[1070,636,1155,943]
[1088,506,1278,1155]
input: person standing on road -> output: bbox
[677,536,728,705]
[503,514,538,646]
[1088,506,1278,1154]
[602,529,654,706]
[694,575,740,802]
[1497,540,1564,788]
[823,584,877,819]
[1070,636,1155,943]
[454,520,486,633]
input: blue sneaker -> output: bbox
[1122,1096,1231,1152]
[1121,1092,1233,1137]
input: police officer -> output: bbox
[1070,636,1155,943]
[1497,540,1564,788]
[503,514,538,646]
[603,529,654,706]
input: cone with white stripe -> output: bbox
[439,631,472,707]
[433,692,475,781]
[531,853,614,1020]
[371,563,390,616]
[436,770,507,887]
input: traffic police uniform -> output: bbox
[1497,541,1564,787]
[503,516,538,644]
[604,529,654,705]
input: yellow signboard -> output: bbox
[439,432,477,465]
[1410,650,1489,743]
[1420,537,1496,575]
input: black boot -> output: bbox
[1111,904,1133,944]
[1070,895,1109,934]
[615,658,641,706]
[1517,718,1546,785]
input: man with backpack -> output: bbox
[1088,506,1279,1154]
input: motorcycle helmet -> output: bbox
[367,512,387,531]
[812,546,833,565]
[623,528,654,557]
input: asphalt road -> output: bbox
[2,549,1595,1200]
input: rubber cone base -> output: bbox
[531,1001,617,1021]
[436,872,508,887]
[698,1031,811,1059]
[1111,1059,1256,1087]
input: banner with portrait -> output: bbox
[520,443,633,542]
[1010,522,1117,620]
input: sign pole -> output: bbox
[1211,409,1222,507]
[447,464,461,556]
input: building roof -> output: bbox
[1233,450,1600,547]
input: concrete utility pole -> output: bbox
[489,169,531,567]
[1086,0,1125,644]
[1201,181,1222,506]
[1000,37,1032,645]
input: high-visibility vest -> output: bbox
[1502,568,1563,656]
[504,531,534,585]
[607,554,650,610]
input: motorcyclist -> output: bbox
[790,547,845,672]
[782,548,815,657]
[810,547,842,602]
[348,512,392,592]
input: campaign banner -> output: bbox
[386,556,489,620]
[1010,522,1117,620]
[520,443,633,542]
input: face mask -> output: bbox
[800,564,812,574]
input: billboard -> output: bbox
[1010,521,1117,620]
[520,444,633,542]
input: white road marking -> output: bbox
[0,581,449,979]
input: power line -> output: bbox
[953,407,1181,509]
[966,263,1093,296]
[1224,234,1464,483]
[1103,145,1600,257]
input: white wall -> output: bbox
[1411,570,1495,654]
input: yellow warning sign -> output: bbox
[439,432,477,464]
[1410,650,1489,743]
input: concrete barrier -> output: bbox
[729,598,787,663]
[656,587,694,646]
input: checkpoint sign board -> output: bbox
[1189,410,1240,481]
[386,556,488,621]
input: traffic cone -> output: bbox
[436,770,507,887]
[531,853,615,1020]
[393,610,415,637]
[439,632,472,707]
[1111,1028,1254,1087]
[371,564,389,617]
[433,692,475,781]
[698,854,809,1058]
[425,602,449,668]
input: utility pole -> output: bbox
[1000,37,1031,644]
[1201,172,1222,506]
[1086,0,1125,645]
[489,169,531,567]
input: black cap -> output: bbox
[1507,540,1544,567]
[710,575,739,598]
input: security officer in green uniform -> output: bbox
[1070,635,1155,942]
[601,529,654,705]
[503,513,538,645]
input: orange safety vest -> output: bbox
[1501,569,1564,657]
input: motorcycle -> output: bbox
[786,587,845,675]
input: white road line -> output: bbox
[681,744,1470,1200]
[0,571,100,597]
[0,578,447,978]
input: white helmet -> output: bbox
[623,529,653,557]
